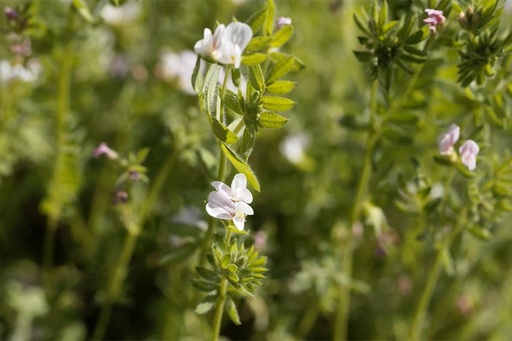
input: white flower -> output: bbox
[206,173,254,230]
[100,3,140,25]
[194,22,252,69]
[459,140,479,171]
[0,60,41,84]
[280,133,309,164]
[438,124,460,155]
[158,50,197,95]
[505,0,512,14]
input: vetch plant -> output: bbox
[190,0,301,339]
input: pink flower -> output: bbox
[276,17,292,30]
[438,124,460,155]
[424,9,446,33]
[93,142,118,159]
[459,140,479,171]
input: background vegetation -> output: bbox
[2,0,512,339]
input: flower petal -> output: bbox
[233,214,245,231]
[225,22,253,52]
[207,191,234,212]
[206,203,233,220]
[211,181,233,198]
[235,201,254,215]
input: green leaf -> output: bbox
[192,56,203,92]
[266,56,294,84]
[194,295,217,315]
[73,0,97,23]
[265,80,295,94]
[239,127,255,160]
[211,118,238,144]
[241,53,268,66]
[433,155,454,167]
[260,96,295,112]
[191,279,218,292]
[381,124,412,144]
[246,36,272,52]
[247,5,267,33]
[204,64,221,116]
[270,25,294,48]
[258,112,288,129]
[354,51,374,63]
[221,144,261,192]
[263,0,275,36]
[354,12,370,35]
[226,296,241,325]
[196,267,220,282]
[158,242,200,265]
[224,90,243,115]
[378,0,388,28]
[243,65,264,91]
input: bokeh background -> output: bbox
[2,0,512,339]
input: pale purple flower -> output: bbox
[206,173,254,231]
[276,17,292,30]
[424,9,446,32]
[438,124,460,155]
[459,140,479,171]
[194,22,252,69]
[93,142,118,159]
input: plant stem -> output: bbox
[211,228,232,341]
[43,7,75,293]
[92,148,177,339]
[409,208,467,340]
[334,81,379,340]
[92,230,139,340]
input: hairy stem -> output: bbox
[212,229,232,341]
[334,81,379,340]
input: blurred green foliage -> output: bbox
[2,0,512,340]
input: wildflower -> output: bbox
[279,133,309,164]
[157,50,197,95]
[276,17,292,30]
[93,142,118,160]
[206,173,254,230]
[424,8,446,33]
[459,140,479,171]
[438,124,460,155]
[0,60,40,84]
[506,0,512,14]
[100,3,140,26]
[194,22,253,69]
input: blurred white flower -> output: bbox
[158,50,197,95]
[424,8,446,33]
[206,173,254,230]
[505,0,512,14]
[459,140,479,171]
[101,3,140,25]
[0,60,41,84]
[194,22,253,68]
[438,124,460,155]
[280,133,309,164]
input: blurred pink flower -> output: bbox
[438,124,460,155]
[276,17,292,30]
[93,142,118,160]
[459,140,479,171]
[424,9,446,32]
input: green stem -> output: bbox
[333,80,379,341]
[211,228,233,341]
[409,209,467,340]
[92,230,139,341]
[92,148,178,339]
[43,7,75,292]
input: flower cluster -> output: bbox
[424,8,446,33]
[438,124,480,170]
[194,22,253,69]
[206,173,254,230]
